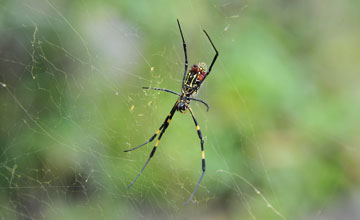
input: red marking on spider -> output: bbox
[198,71,207,81]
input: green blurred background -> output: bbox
[1,0,360,219]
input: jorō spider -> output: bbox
[124,19,218,205]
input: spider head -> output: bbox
[177,98,189,113]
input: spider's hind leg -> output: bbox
[177,19,189,90]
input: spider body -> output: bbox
[176,95,190,113]
[177,63,208,113]
[124,19,218,205]
[183,63,207,95]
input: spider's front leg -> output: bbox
[184,106,206,205]
[126,103,177,189]
[124,103,177,153]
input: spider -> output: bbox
[124,19,218,205]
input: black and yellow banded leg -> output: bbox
[177,19,188,89]
[142,87,181,96]
[124,105,177,153]
[127,105,177,189]
[184,107,206,205]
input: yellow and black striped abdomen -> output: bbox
[183,63,207,95]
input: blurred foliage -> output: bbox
[1,0,360,219]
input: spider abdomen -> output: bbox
[183,63,207,95]
[197,71,206,81]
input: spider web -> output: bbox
[1,0,360,219]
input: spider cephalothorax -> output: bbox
[176,95,190,113]
[124,19,218,205]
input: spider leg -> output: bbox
[188,97,210,112]
[123,127,162,152]
[184,106,206,205]
[142,87,181,96]
[127,104,177,189]
[202,30,218,79]
[177,19,188,90]
[124,104,177,152]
